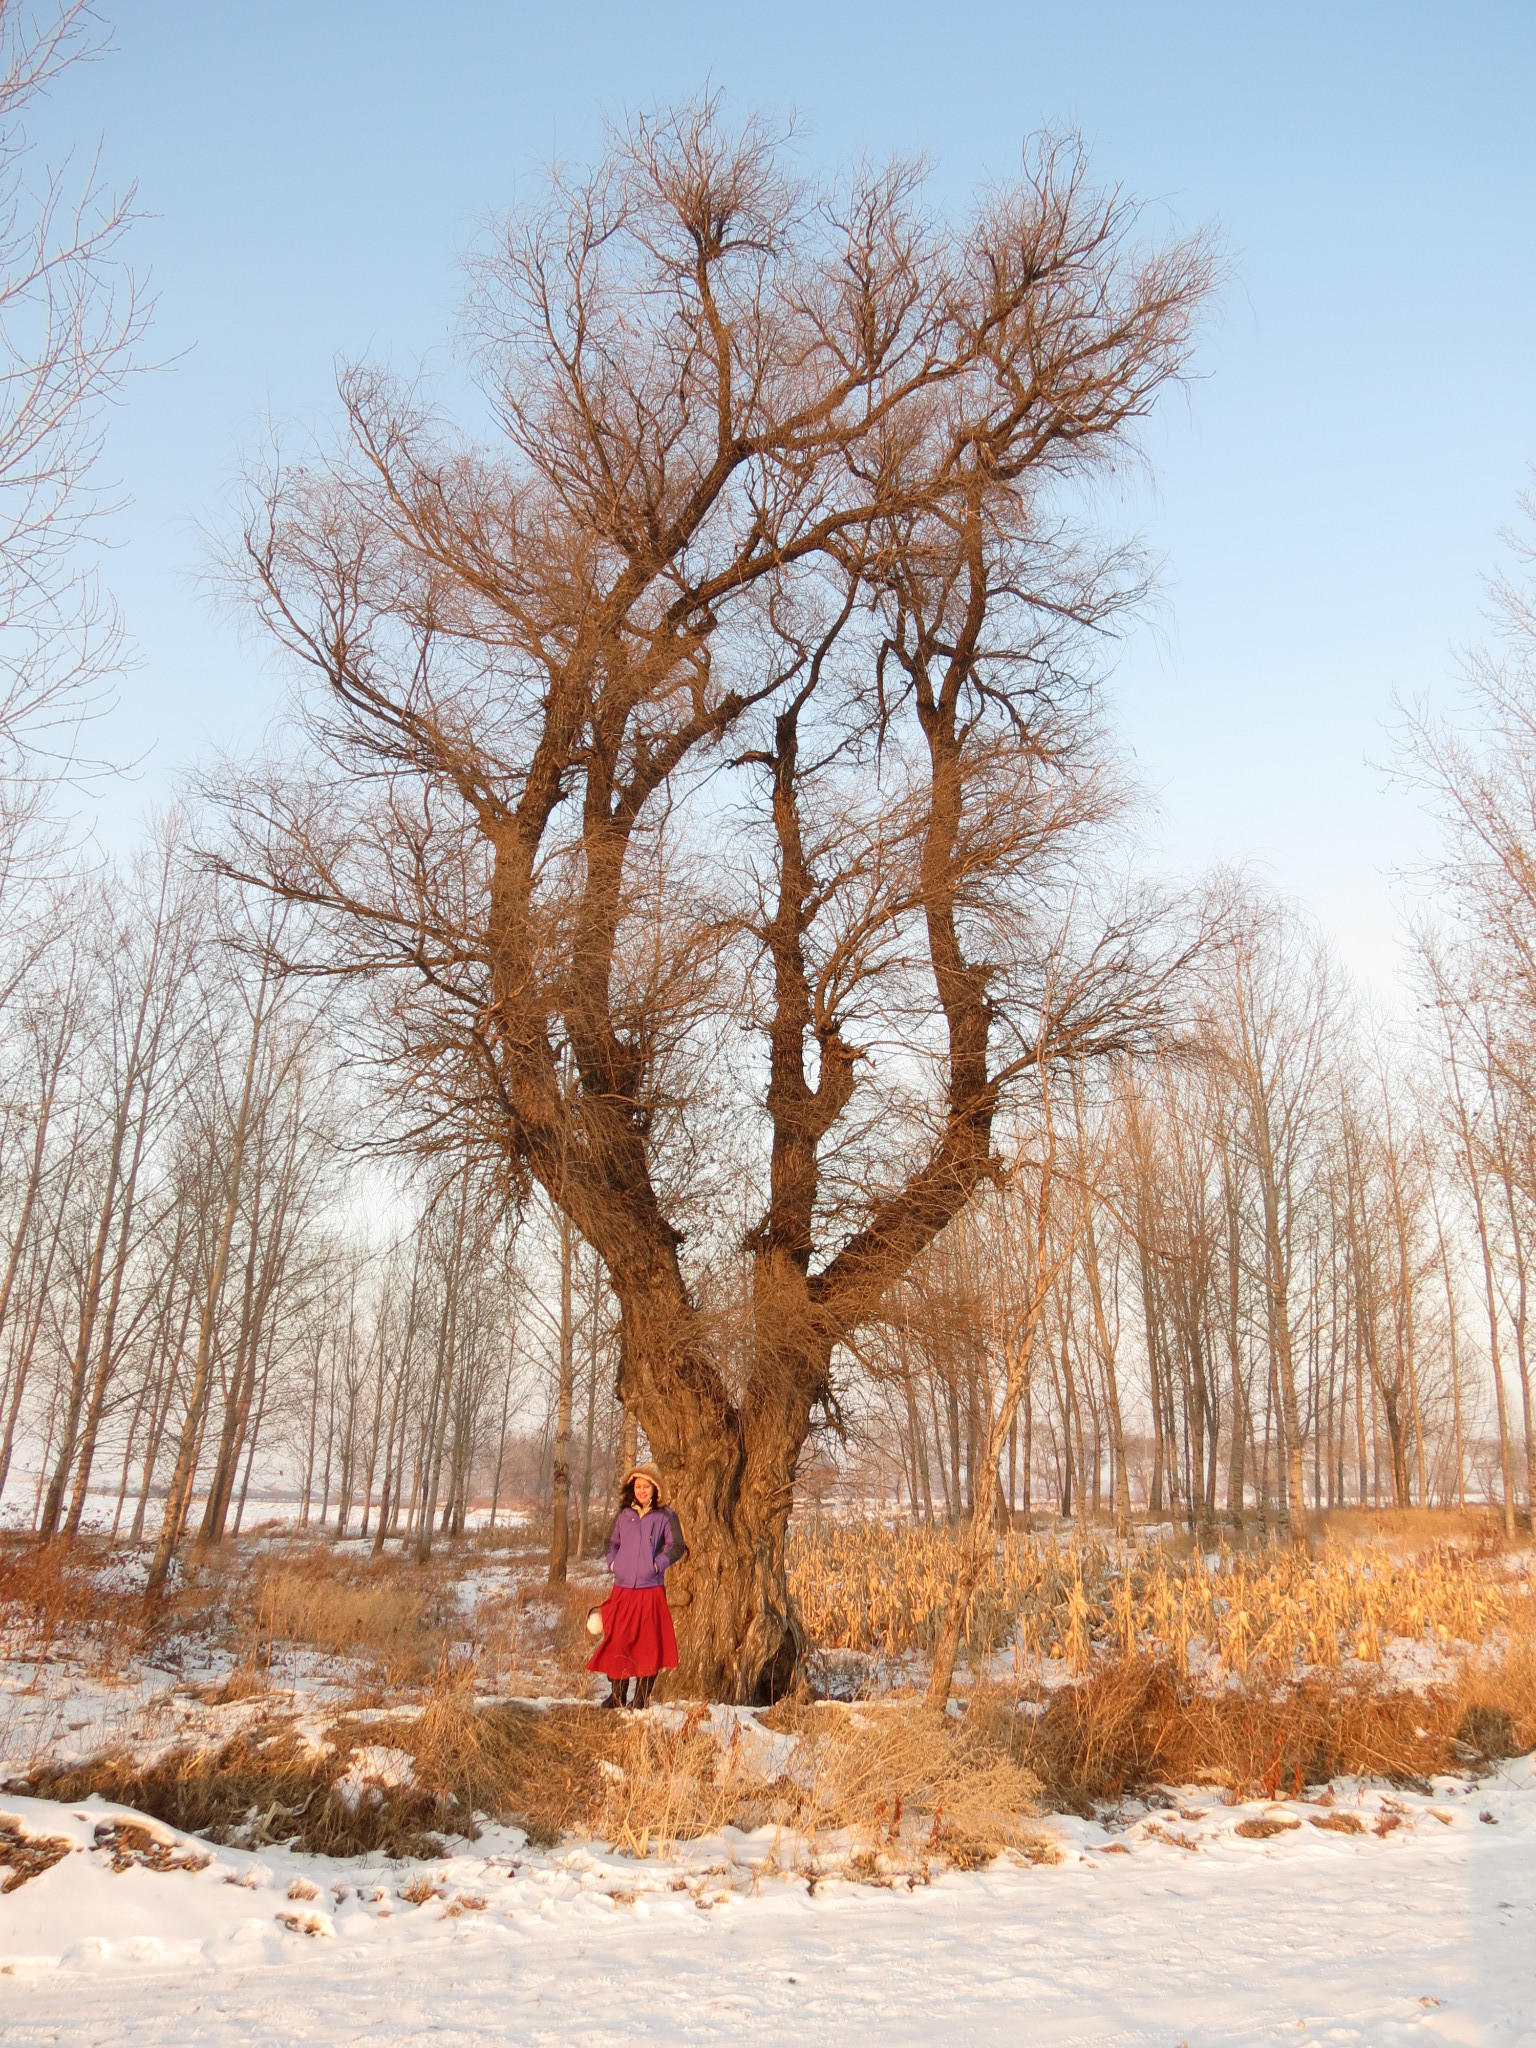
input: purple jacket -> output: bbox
[606,1504,684,1590]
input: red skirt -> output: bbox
[587,1584,678,1679]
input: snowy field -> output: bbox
[2,1760,1533,2047]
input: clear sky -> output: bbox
[34,1,1536,995]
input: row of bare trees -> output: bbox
[0,831,333,1568]
[6,813,1532,1579]
[861,907,1525,1545]
[0,833,635,1579]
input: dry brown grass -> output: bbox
[1010,1601,1536,1807]
[220,1538,598,1695]
[789,1521,1522,1677]
[0,1530,552,1694]
[24,1716,462,1861]
[576,1692,1055,1872]
[230,1551,466,1692]
[0,1815,72,1891]
[28,1630,1529,1876]
[4,1520,1532,1882]
[16,1655,1052,1873]
[16,1649,619,1860]
[1315,1506,1515,1551]
[0,1538,146,1672]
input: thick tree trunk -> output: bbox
[659,1430,803,1705]
[613,1262,811,1702]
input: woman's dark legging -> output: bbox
[602,1674,657,1708]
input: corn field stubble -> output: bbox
[0,1519,1531,1879]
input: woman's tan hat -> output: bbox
[619,1461,667,1506]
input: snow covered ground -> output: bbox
[2,1761,1533,2046]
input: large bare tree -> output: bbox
[218,106,1213,1698]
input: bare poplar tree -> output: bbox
[1210,902,1336,1548]
[1402,498,1536,1529]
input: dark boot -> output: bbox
[631,1674,656,1710]
[599,1679,630,1709]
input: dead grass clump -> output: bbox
[159,1676,1059,1874]
[18,1724,456,1861]
[1310,1811,1366,1834]
[245,1558,437,1670]
[1023,1656,1448,1800]
[748,1693,1052,1869]
[181,1663,273,1706]
[1457,1703,1517,1759]
[13,1659,628,1861]
[1447,1594,1536,1760]
[0,1816,73,1891]
[93,1818,210,1874]
[0,1539,146,1670]
[343,1664,621,1848]
[276,1909,332,1937]
[581,1705,735,1857]
[1013,1638,1536,1806]
[529,1692,1057,1872]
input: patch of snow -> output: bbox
[333,1746,418,1813]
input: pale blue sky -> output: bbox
[37,2,1536,991]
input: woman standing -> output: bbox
[588,1462,685,1709]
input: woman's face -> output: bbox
[632,1477,656,1511]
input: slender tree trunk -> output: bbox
[147,969,271,1592]
[63,1088,160,1539]
[0,1014,70,1378]
[413,1265,460,1565]
[232,1338,276,1535]
[576,1258,600,1558]
[1081,1206,1131,1532]
[1250,1085,1309,1548]
[927,1132,1063,1711]
[1493,1162,1536,1527]
[39,1131,129,1539]
[548,1202,576,1583]
[199,1099,289,1546]
[1432,1187,1466,1509]
[131,1281,192,1544]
